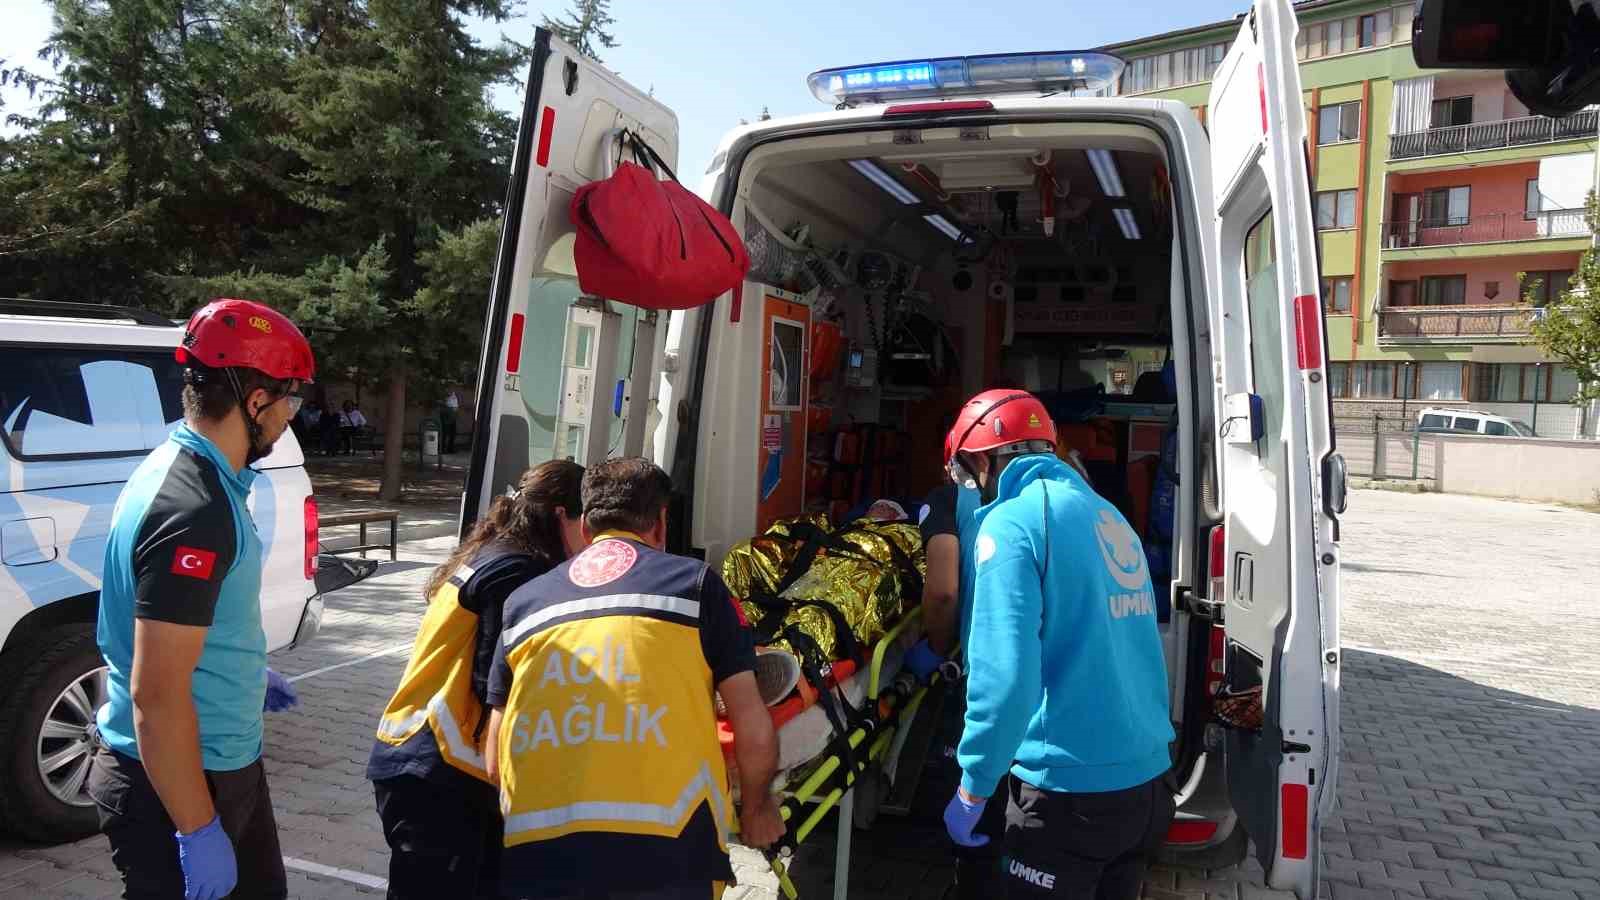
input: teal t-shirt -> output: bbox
[96,425,266,771]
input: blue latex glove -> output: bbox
[175,815,238,900]
[904,638,944,682]
[943,788,990,848]
[264,668,298,713]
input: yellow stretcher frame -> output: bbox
[749,608,955,900]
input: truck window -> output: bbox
[1484,420,1510,436]
[1452,416,1480,432]
[1419,413,1449,429]
[0,348,184,458]
[1243,210,1284,462]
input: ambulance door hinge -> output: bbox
[893,129,923,145]
[1180,588,1224,623]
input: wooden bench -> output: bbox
[319,509,400,561]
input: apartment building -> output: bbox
[1103,0,1599,438]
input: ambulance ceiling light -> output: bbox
[848,159,921,205]
[1086,149,1125,198]
[924,214,964,241]
[1113,207,1142,241]
[808,51,1126,105]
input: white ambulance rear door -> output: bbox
[1205,0,1344,896]
[462,29,679,529]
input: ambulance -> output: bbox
[461,0,1344,895]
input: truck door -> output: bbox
[461,29,679,528]
[1206,1,1343,896]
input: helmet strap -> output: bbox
[223,368,271,466]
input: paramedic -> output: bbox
[368,460,586,899]
[87,298,315,900]
[484,457,784,899]
[941,389,1176,899]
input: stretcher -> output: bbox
[727,607,957,900]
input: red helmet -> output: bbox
[943,388,1056,469]
[175,299,315,383]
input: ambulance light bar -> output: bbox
[808,51,1125,105]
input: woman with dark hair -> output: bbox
[367,460,584,899]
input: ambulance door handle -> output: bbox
[1231,553,1254,610]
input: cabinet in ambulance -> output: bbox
[462,1,1343,896]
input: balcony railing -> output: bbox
[1380,209,1587,249]
[1389,110,1598,160]
[1378,305,1545,342]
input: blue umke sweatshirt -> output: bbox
[957,454,1175,797]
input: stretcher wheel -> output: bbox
[852,763,883,831]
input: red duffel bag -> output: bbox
[570,132,749,310]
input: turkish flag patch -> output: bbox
[170,546,218,580]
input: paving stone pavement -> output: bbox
[1,490,1596,900]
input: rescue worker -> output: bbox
[87,298,314,900]
[939,389,1176,899]
[368,460,586,899]
[484,457,785,899]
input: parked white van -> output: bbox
[1417,406,1536,437]
[0,300,323,841]
[463,0,1343,896]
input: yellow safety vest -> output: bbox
[496,534,731,864]
[375,547,524,783]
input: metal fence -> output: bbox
[1388,110,1600,160]
[1334,412,1435,480]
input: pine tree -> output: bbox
[542,0,617,61]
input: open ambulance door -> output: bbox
[462,29,679,529]
[1206,1,1343,897]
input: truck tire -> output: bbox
[0,626,107,843]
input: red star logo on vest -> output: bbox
[569,539,638,588]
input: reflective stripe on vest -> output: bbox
[503,761,728,838]
[374,690,489,777]
[502,593,700,651]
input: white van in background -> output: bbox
[1417,406,1537,437]
[0,300,323,842]
[462,0,1344,896]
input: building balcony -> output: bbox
[1377,305,1545,345]
[1380,210,1589,257]
[1389,111,1598,162]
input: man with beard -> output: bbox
[88,298,315,900]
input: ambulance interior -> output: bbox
[715,124,1211,757]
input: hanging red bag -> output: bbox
[570,132,749,310]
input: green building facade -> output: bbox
[1103,0,1599,438]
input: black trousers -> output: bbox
[373,774,502,900]
[87,748,287,900]
[545,885,720,900]
[1000,774,1175,900]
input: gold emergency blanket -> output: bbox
[721,516,926,660]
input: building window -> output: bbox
[1421,275,1468,305]
[1120,40,1231,94]
[1429,96,1473,128]
[1418,362,1464,400]
[1524,269,1573,305]
[1359,14,1379,48]
[1525,179,1542,220]
[1328,362,1351,397]
[1322,276,1354,313]
[1317,101,1361,144]
[1315,189,1358,229]
[1422,186,1470,225]
[1350,362,1395,399]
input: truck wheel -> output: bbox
[0,626,107,843]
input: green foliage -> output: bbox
[1527,193,1600,405]
[1,0,547,495]
[542,0,617,61]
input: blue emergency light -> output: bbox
[807,51,1126,105]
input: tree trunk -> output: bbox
[379,365,407,502]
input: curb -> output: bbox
[1352,478,1430,493]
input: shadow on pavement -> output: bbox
[772,649,1600,900]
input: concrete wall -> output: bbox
[1428,434,1600,504]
